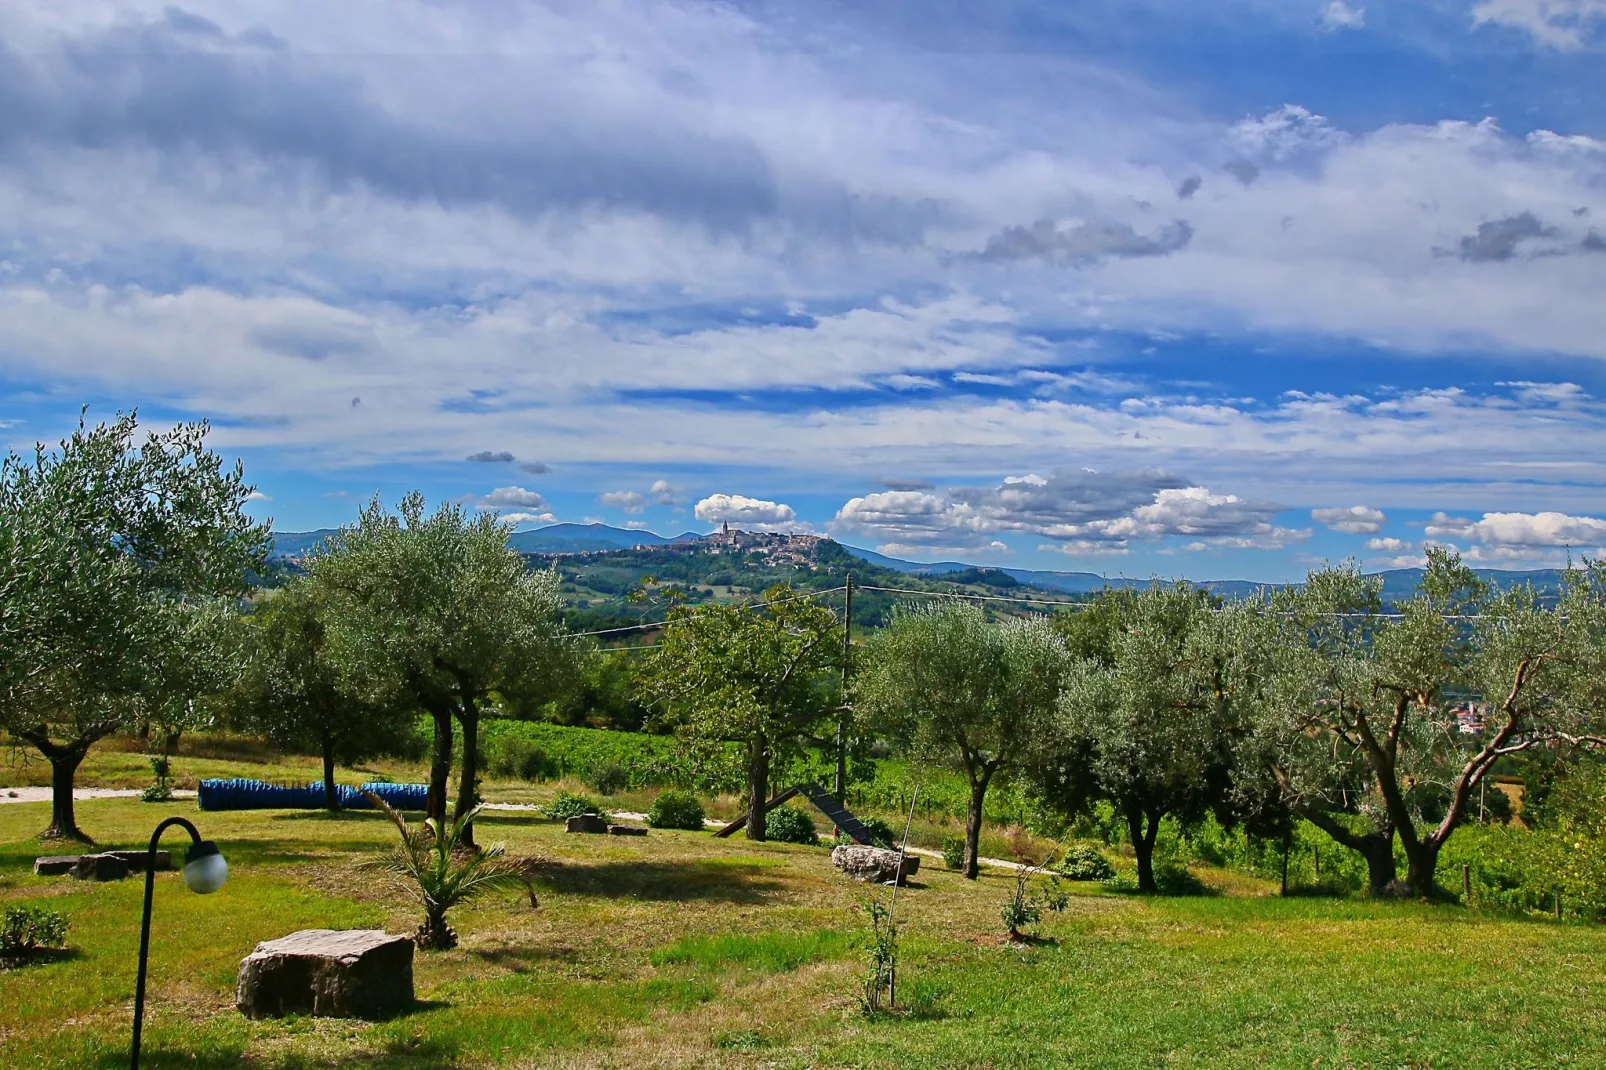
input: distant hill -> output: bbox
[268,524,1569,602]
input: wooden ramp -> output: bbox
[712,782,875,844]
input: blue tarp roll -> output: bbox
[196,778,428,812]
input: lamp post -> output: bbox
[130,817,228,1070]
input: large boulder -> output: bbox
[70,853,130,882]
[565,813,608,834]
[831,845,920,885]
[607,824,647,837]
[236,929,414,1020]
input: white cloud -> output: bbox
[245,490,271,502]
[694,493,801,530]
[1320,1,1366,30]
[500,510,557,526]
[1425,510,1606,547]
[1472,0,1606,50]
[649,479,683,506]
[1366,536,1412,552]
[877,541,1012,559]
[1312,505,1386,533]
[599,490,649,514]
[479,486,548,510]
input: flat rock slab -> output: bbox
[34,855,80,877]
[106,850,172,872]
[831,845,920,885]
[565,814,609,834]
[237,929,414,1020]
[71,853,130,881]
[607,825,647,836]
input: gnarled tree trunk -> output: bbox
[424,706,454,828]
[27,735,95,843]
[1124,803,1163,894]
[745,734,769,842]
[454,697,480,850]
[962,769,994,880]
[320,733,340,810]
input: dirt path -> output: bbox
[0,787,197,804]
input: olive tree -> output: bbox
[636,585,842,842]
[0,413,267,840]
[230,579,414,809]
[310,493,569,843]
[1052,585,1249,893]
[1253,550,1596,896]
[856,603,1070,879]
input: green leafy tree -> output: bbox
[0,413,266,840]
[856,603,1069,878]
[1253,550,1597,896]
[229,578,414,809]
[1053,586,1249,893]
[636,584,842,842]
[310,493,570,844]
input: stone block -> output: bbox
[830,845,920,885]
[33,855,80,877]
[70,853,130,881]
[236,929,414,1019]
[565,813,608,834]
[105,849,172,872]
[607,825,648,836]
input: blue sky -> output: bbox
[3,0,1606,581]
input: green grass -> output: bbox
[0,788,1603,1067]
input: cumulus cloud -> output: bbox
[518,461,552,474]
[978,218,1193,263]
[500,510,557,526]
[1312,505,1386,533]
[599,490,649,514]
[1366,536,1412,552]
[833,470,1297,553]
[695,493,800,530]
[246,490,271,501]
[1425,510,1606,547]
[1320,1,1366,30]
[466,450,516,463]
[649,479,683,505]
[479,485,549,510]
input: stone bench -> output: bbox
[237,929,414,1019]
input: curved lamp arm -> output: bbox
[131,817,227,1070]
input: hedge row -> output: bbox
[198,778,428,811]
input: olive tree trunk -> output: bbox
[321,734,340,811]
[454,698,481,850]
[962,769,994,881]
[424,706,454,828]
[745,734,770,842]
[1124,803,1163,894]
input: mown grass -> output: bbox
[0,792,1602,1068]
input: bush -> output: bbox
[583,761,628,796]
[543,791,607,821]
[0,906,68,960]
[648,790,706,830]
[139,783,174,803]
[489,736,556,782]
[941,836,966,869]
[1058,844,1116,881]
[858,816,897,849]
[766,806,818,845]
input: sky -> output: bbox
[3,0,1606,581]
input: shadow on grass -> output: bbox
[469,944,582,972]
[96,1034,465,1069]
[0,947,83,969]
[536,859,786,903]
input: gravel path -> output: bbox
[0,787,197,804]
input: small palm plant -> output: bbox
[358,793,543,950]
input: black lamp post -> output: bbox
[130,816,228,1070]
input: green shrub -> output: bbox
[941,836,966,869]
[543,791,607,821]
[765,806,818,845]
[648,790,706,830]
[1058,844,1116,881]
[489,735,556,782]
[583,761,628,796]
[0,906,68,959]
[858,816,897,848]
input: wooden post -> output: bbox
[834,574,852,801]
[1462,863,1470,899]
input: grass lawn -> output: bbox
[0,793,1603,1069]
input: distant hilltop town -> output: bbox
[541,522,828,568]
